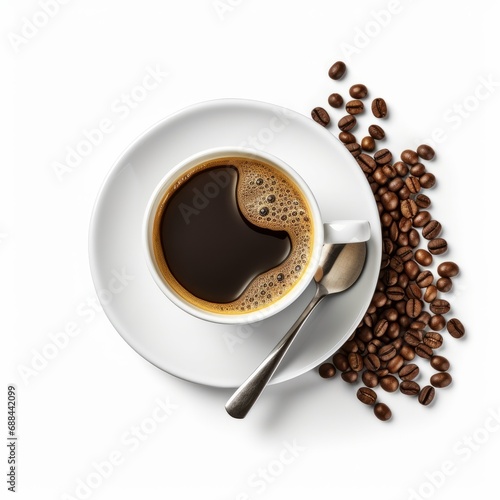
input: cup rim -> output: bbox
[143,146,324,325]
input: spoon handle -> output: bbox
[225,285,326,419]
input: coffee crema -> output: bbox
[152,156,314,314]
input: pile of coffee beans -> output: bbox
[314,61,465,421]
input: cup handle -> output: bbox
[323,220,371,244]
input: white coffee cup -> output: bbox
[143,147,370,324]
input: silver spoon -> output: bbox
[225,242,367,419]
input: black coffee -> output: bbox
[152,156,314,314]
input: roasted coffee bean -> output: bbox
[389,221,399,241]
[393,338,403,350]
[348,352,364,372]
[383,164,397,179]
[362,371,379,388]
[374,148,392,165]
[405,176,421,194]
[378,344,397,361]
[415,194,431,208]
[447,318,465,338]
[428,237,448,255]
[328,61,346,80]
[383,268,398,287]
[338,114,356,131]
[341,370,358,383]
[399,217,412,232]
[367,339,383,353]
[383,237,394,255]
[358,325,373,342]
[390,209,401,221]
[339,131,356,144]
[381,191,399,211]
[408,229,420,248]
[409,321,426,331]
[430,355,450,372]
[387,355,404,373]
[414,249,432,266]
[375,169,391,186]
[394,161,409,177]
[416,270,433,288]
[437,277,453,292]
[388,177,404,192]
[398,186,411,200]
[429,314,446,331]
[400,344,415,360]
[328,92,344,108]
[431,372,452,388]
[381,213,393,227]
[357,387,377,405]
[437,262,459,278]
[332,352,349,371]
[415,343,433,359]
[345,142,361,157]
[390,256,404,273]
[357,153,376,173]
[343,340,358,353]
[397,233,409,247]
[422,220,442,240]
[395,301,406,315]
[376,368,390,377]
[413,211,431,227]
[346,99,364,115]
[319,363,336,378]
[350,83,368,98]
[374,319,389,337]
[401,149,419,165]
[400,199,418,218]
[383,308,398,322]
[406,298,423,318]
[418,385,436,406]
[364,353,381,371]
[424,332,443,349]
[406,283,422,300]
[404,329,424,347]
[369,124,385,140]
[371,291,387,308]
[398,315,411,328]
[380,375,399,392]
[397,273,409,289]
[380,253,390,269]
[372,98,388,118]
[417,144,435,160]
[400,380,420,396]
[404,260,420,280]
[311,107,330,126]
[387,322,400,339]
[386,286,405,301]
[420,173,436,189]
[424,285,438,303]
[361,136,376,152]
[396,246,413,262]
[410,163,426,177]
[430,299,450,314]
[374,402,392,421]
[355,338,366,352]
[417,311,431,325]
[399,364,419,381]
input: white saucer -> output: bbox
[89,99,381,388]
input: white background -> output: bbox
[2,1,500,499]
